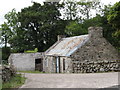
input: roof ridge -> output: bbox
[63,34,88,39]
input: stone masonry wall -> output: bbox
[72,60,120,73]
[71,27,119,73]
[1,65,16,82]
[43,56,73,73]
[71,37,119,62]
[71,27,119,63]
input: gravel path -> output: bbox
[19,72,119,88]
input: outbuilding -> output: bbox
[8,53,43,71]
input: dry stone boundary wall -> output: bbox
[72,60,120,73]
[1,65,16,82]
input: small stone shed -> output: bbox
[8,53,43,71]
[43,27,119,73]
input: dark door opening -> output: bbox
[63,59,65,71]
[35,58,43,71]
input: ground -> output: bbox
[19,72,119,89]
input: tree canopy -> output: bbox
[107,1,120,38]
[1,2,67,53]
[1,0,120,57]
[107,2,120,51]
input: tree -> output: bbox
[1,22,10,48]
[107,2,120,51]
[0,2,67,53]
[107,1,120,38]
[78,0,102,20]
[0,9,18,48]
[63,0,103,37]
[62,0,79,20]
[65,21,88,36]
[0,9,19,60]
[15,2,67,52]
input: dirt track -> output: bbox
[19,72,119,88]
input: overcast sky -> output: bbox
[0,0,119,25]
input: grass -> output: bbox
[2,74,26,89]
[17,70,43,73]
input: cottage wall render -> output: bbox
[8,53,43,71]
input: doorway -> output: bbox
[35,58,43,71]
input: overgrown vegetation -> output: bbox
[2,74,26,89]
[24,48,38,53]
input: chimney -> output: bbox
[57,35,66,41]
[88,27,103,38]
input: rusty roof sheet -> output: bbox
[45,34,89,56]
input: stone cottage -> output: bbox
[43,27,119,73]
[8,53,43,71]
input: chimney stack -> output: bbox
[88,27,103,38]
[57,35,66,41]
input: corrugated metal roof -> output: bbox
[45,34,89,56]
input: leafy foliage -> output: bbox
[77,0,102,20]
[1,9,19,48]
[62,0,79,20]
[2,47,11,60]
[107,1,120,38]
[15,2,67,52]
[24,48,38,53]
[107,2,120,29]
[65,21,88,36]
[1,2,67,53]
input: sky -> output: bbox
[0,0,120,25]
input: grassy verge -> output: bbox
[0,75,2,90]
[17,70,43,73]
[2,74,26,89]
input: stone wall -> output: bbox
[71,27,119,63]
[43,56,72,73]
[1,65,16,82]
[8,53,43,71]
[72,60,120,73]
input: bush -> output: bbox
[2,65,16,83]
[2,74,26,89]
